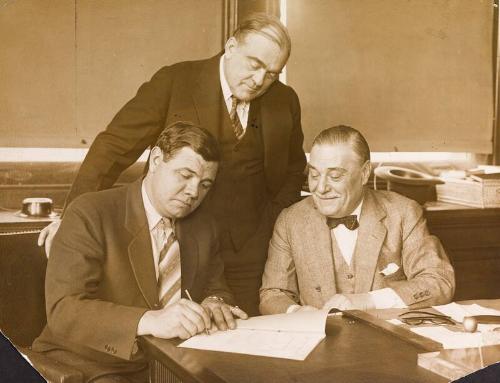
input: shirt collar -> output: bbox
[141,181,163,231]
[219,54,232,103]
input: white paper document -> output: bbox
[433,302,500,332]
[409,303,500,349]
[179,309,330,360]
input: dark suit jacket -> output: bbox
[65,54,306,217]
[33,178,232,373]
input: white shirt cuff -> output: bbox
[286,304,302,314]
[369,288,407,309]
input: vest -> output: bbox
[205,98,269,252]
[331,234,356,294]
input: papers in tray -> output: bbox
[409,303,500,349]
[178,309,330,360]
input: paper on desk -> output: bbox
[433,302,500,332]
[409,303,500,349]
[411,327,483,349]
[179,309,329,360]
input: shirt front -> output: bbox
[141,181,175,280]
[219,54,250,130]
[330,200,406,310]
[330,201,363,266]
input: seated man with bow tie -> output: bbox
[259,125,455,314]
[32,122,247,383]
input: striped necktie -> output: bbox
[230,95,244,140]
[156,218,181,307]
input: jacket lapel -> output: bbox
[302,198,337,301]
[354,189,387,293]
[125,179,159,309]
[259,85,293,188]
[191,54,223,138]
[176,219,199,295]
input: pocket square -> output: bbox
[380,262,400,276]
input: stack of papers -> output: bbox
[409,303,500,349]
[179,309,330,360]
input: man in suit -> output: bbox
[260,125,455,315]
[39,14,306,316]
[32,123,248,383]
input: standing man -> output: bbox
[260,125,455,314]
[32,123,247,382]
[39,14,306,316]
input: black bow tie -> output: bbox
[327,215,359,230]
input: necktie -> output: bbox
[230,96,244,140]
[156,218,181,307]
[327,215,359,231]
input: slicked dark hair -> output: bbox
[312,125,371,164]
[155,121,221,163]
[233,13,291,59]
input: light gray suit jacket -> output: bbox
[259,189,455,314]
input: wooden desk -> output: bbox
[424,202,500,300]
[140,313,447,383]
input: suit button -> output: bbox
[315,286,322,292]
[425,291,430,296]
[413,293,419,300]
[346,273,354,279]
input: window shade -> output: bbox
[286,0,494,153]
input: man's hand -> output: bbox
[37,220,61,257]
[322,293,375,311]
[137,299,211,340]
[201,297,248,331]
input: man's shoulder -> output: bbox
[279,197,315,220]
[154,54,218,77]
[66,184,128,216]
[264,80,298,101]
[367,189,422,214]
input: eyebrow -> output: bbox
[308,164,347,173]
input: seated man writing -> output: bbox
[32,122,247,382]
[260,125,455,315]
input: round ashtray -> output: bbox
[18,197,59,218]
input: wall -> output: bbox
[0,0,224,148]
[286,0,494,153]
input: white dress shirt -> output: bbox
[287,200,407,313]
[331,201,406,309]
[219,55,250,131]
[141,182,175,281]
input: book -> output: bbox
[178,309,330,360]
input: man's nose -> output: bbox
[252,69,266,87]
[315,175,329,194]
[184,179,199,199]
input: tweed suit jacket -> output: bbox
[65,53,306,216]
[33,178,232,373]
[260,189,455,314]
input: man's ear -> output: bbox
[361,161,372,186]
[149,146,163,173]
[224,37,238,57]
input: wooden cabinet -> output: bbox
[425,202,500,300]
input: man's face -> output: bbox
[223,30,288,101]
[146,146,218,219]
[308,143,371,218]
